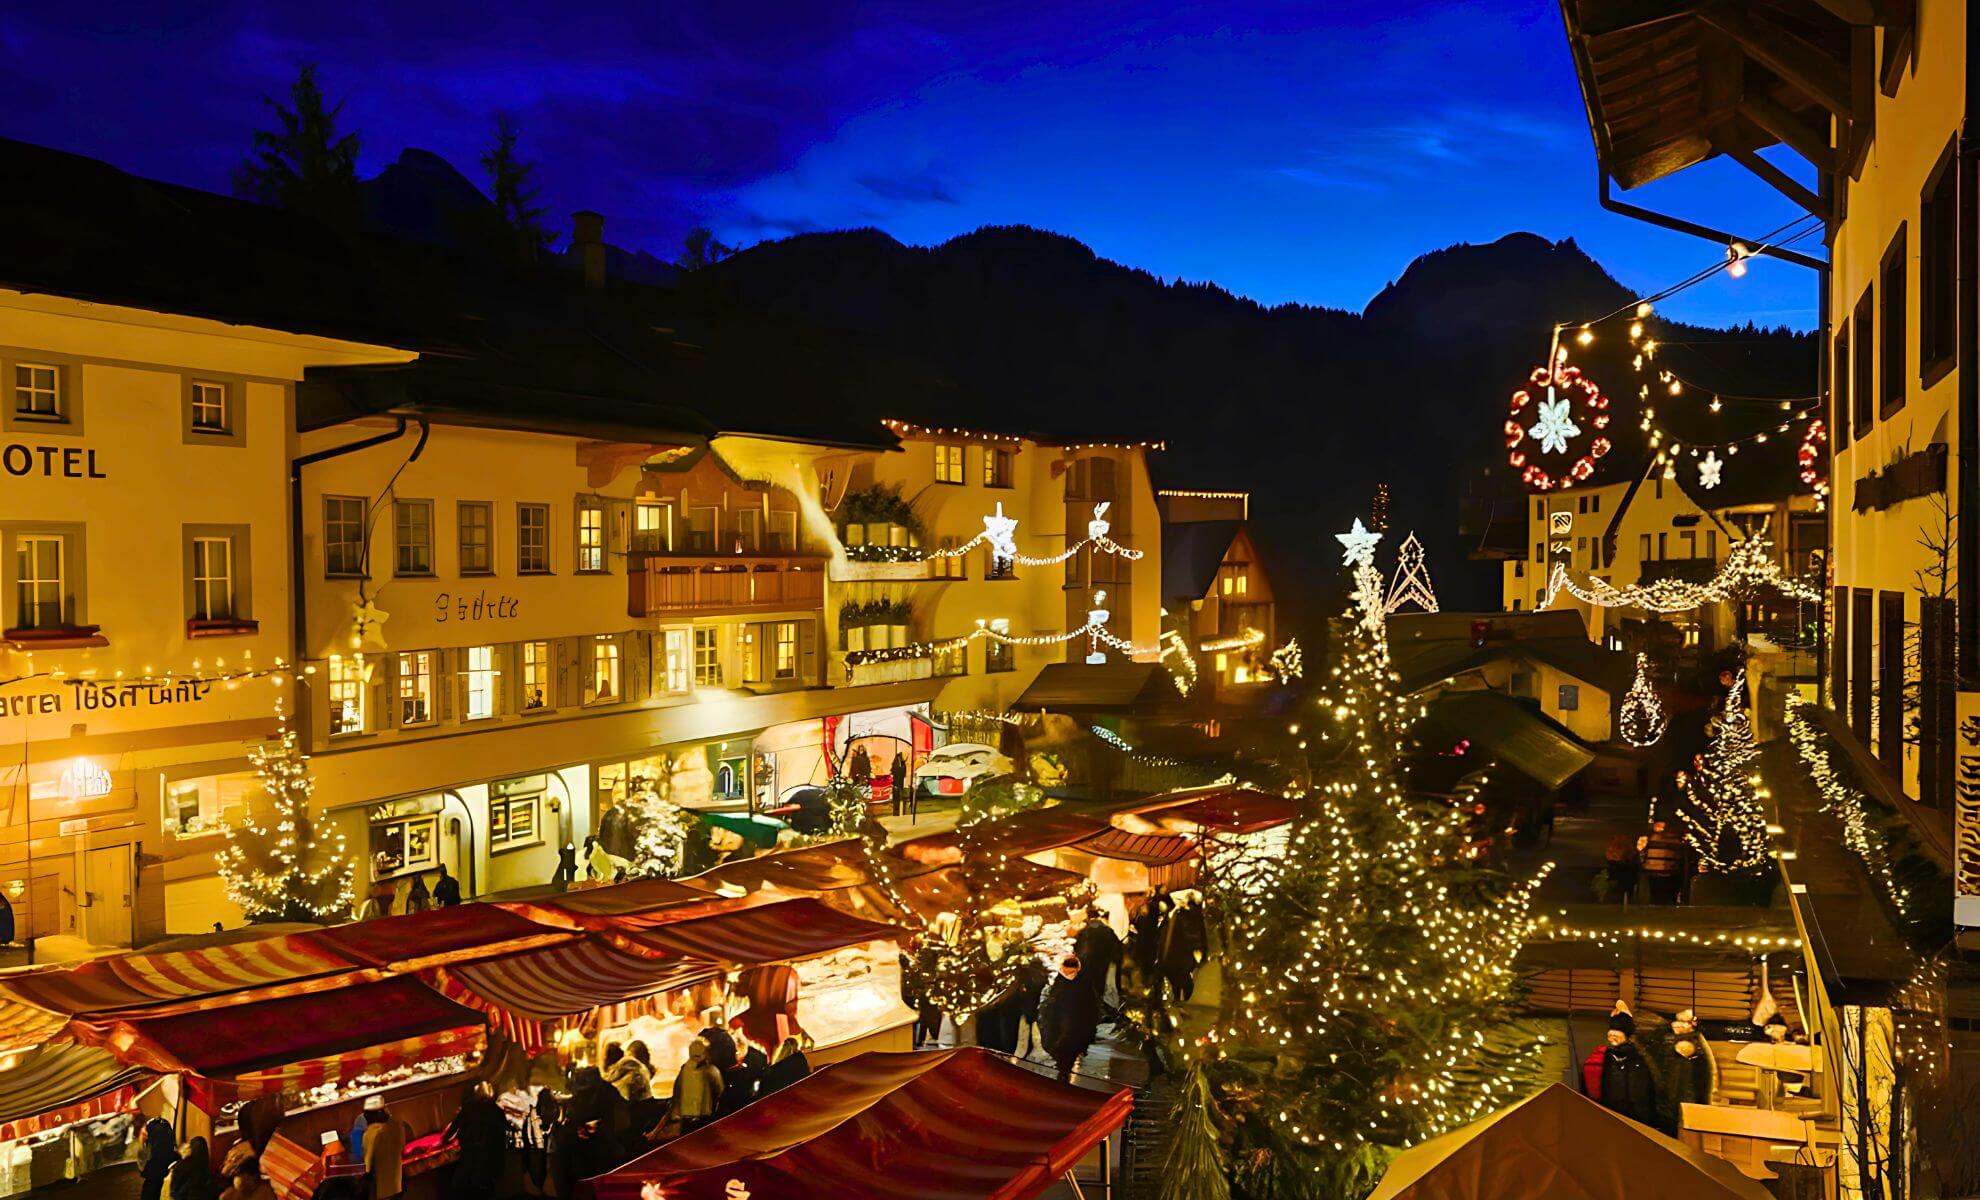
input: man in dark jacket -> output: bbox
[1038,955,1101,1082]
[1641,819,1687,905]
[1598,1009,1658,1127]
[432,864,462,908]
[1073,907,1123,1009]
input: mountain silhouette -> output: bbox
[688,225,1815,636]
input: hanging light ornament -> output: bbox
[1618,653,1668,748]
[1506,359,1611,492]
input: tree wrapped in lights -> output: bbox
[627,787,693,879]
[1166,526,1545,1197]
[1619,653,1668,747]
[216,730,356,923]
[1682,671,1770,874]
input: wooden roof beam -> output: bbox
[1738,91,1839,173]
[1808,0,1887,24]
[1696,4,1855,120]
[1724,143,1832,223]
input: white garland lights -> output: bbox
[1541,531,1822,613]
[1384,532,1441,614]
[1618,653,1668,748]
[1682,671,1771,874]
[919,501,1145,569]
[843,590,1159,674]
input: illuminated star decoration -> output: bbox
[982,502,1019,569]
[1697,450,1724,490]
[1528,395,1581,455]
[350,595,390,651]
[1335,518,1383,568]
[1086,501,1114,542]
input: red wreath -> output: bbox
[1798,419,1829,503]
[1505,362,1611,491]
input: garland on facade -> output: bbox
[1682,672,1770,874]
[1541,533,1822,613]
[215,720,356,922]
[1162,522,1547,1197]
[842,594,1160,671]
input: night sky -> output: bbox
[3,1,1819,327]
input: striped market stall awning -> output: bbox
[583,1047,1134,1200]
[0,1042,152,1141]
[602,898,900,966]
[425,938,724,1055]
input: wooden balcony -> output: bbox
[628,555,827,617]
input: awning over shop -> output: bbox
[501,878,743,929]
[582,1047,1133,1200]
[426,938,723,1055]
[0,929,359,1029]
[604,899,900,966]
[1418,692,1596,792]
[1368,1083,1771,1200]
[0,995,73,1056]
[0,1043,152,1142]
[1010,662,1179,714]
[72,976,487,1109]
[309,902,577,967]
[1080,828,1196,866]
[1153,787,1300,834]
[898,807,1115,867]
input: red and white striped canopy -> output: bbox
[0,1042,151,1141]
[425,938,723,1055]
[582,1048,1133,1200]
[603,898,900,965]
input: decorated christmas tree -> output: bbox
[1165,523,1544,1198]
[1618,653,1668,747]
[1682,670,1770,874]
[216,730,357,923]
[626,786,693,878]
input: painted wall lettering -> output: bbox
[0,443,107,478]
[434,590,522,623]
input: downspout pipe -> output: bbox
[1959,8,1979,684]
[287,416,427,726]
[1598,170,1830,273]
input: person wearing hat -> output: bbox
[1038,954,1102,1083]
[1597,1003,1658,1127]
[359,1095,407,1200]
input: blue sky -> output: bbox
[0,1,1819,326]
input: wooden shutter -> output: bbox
[800,620,818,685]
[1851,589,1873,745]
[626,631,651,701]
[493,644,511,718]
[1879,592,1905,765]
[556,637,578,708]
[1831,586,1849,721]
[369,657,395,733]
[435,649,455,724]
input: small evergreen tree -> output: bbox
[234,64,361,227]
[626,787,692,879]
[216,731,356,923]
[481,114,551,253]
[1683,670,1770,874]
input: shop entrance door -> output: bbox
[81,844,133,947]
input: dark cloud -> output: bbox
[856,168,959,205]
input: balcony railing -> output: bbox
[628,556,827,617]
[833,652,936,687]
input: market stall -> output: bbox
[0,1043,153,1196]
[580,1047,1134,1200]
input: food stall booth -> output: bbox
[0,1043,154,1195]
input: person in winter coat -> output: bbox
[603,1042,652,1102]
[1039,955,1102,1082]
[889,753,909,816]
[1597,1008,1658,1127]
[360,1098,407,1200]
[1159,897,1207,1002]
[431,865,461,907]
[760,1037,811,1097]
[404,875,431,915]
[1603,835,1640,904]
[667,1040,725,1134]
[696,1012,738,1077]
[442,1082,506,1200]
[720,1040,765,1115]
[170,1136,216,1200]
[975,980,1025,1054]
[139,1118,179,1200]
[902,950,943,1048]
[1015,955,1051,1058]
[1641,819,1688,904]
[1073,906,1123,1006]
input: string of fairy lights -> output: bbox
[1618,653,1668,748]
[1540,532,1823,613]
[913,500,1146,568]
[1681,671,1772,874]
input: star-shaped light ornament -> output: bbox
[1698,450,1724,490]
[1086,501,1113,541]
[349,596,391,651]
[982,502,1019,566]
[1528,395,1581,455]
[1335,518,1383,568]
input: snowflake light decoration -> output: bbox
[981,502,1019,568]
[1506,360,1611,492]
[1697,450,1724,490]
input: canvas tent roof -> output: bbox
[0,1042,152,1142]
[1010,662,1179,713]
[602,898,899,965]
[1367,1083,1773,1200]
[582,1047,1133,1200]
[426,938,723,1055]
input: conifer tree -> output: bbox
[234,64,362,227]
[481,114,551,253]
[1683,670,1769,874]
[1167,529,1544,1198]
[627,786,692,879]
[216,730,356,923]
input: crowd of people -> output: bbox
[1581,999,1809,1135]
[1601,816,1691,905]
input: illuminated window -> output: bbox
[324,497,366,577]
[634,501,671,552]
[458,502,492,574]
[489,776,542,852]
[983,446,1013,487]
[465,645,495,719]
[520,641,550,711]
[934,443,965,484]
[517,504,550,573]
[163,772,257,840]
[588,635,621,703]
[774,621,797,679]
[577,503,606,571]
[694,627,723,687]
[328,657,364,736]
[986,621,1015,673]
[190,536,234,620]
[13,535,65,629]
[13,363,59,418]
[398,650,435,725]
[189,380,229,433]
[663,628,691,691]
[394,500,434,576]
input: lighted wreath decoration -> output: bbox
[1798,418,1829,509]
[1505,361,1611,491]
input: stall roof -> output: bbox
[1129,787,1301,835]
[1417,692,1596,792]
[427,938,723,1055]
[898,806,1114,867]
[1080,828,1197,866]
[583,1047,1133,1200]
[73,975,486,1083]
[603,898,900,966]
[1369,1083,1771,1200]
[1010,662,1179,713]
[308,902,576,967]
[0,1042,152,1142]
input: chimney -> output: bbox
[571,210,606,288]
